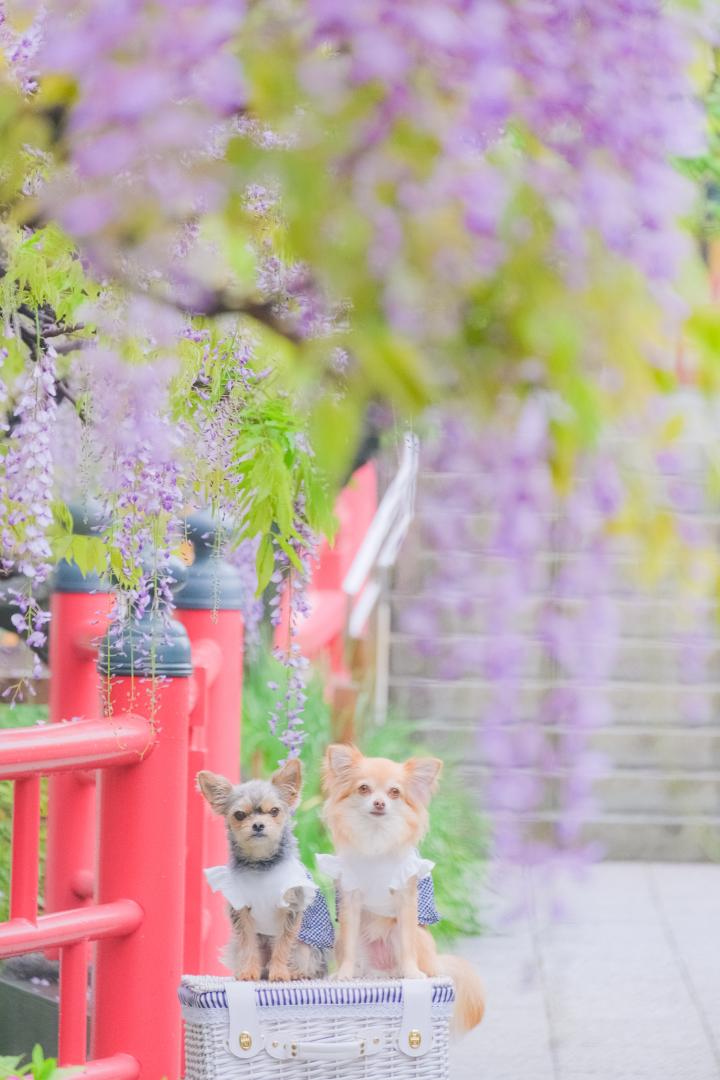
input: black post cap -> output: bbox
[175,512,244,612]
[98,557,192,678]
[98,610,192,679]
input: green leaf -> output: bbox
[308,395,362,489]
[255,534,275,594]
[67,534,106,577]
[0,1055,28,1079]
[51,500,74,534]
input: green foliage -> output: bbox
[0,1044,75,1079]
[0,225,96,326]
[48,503,106,576]
[679,58,720,234]
[242,650,485,942]
[175,334,337,593]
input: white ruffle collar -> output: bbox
[316,848,434,918]
[204,855,317,937]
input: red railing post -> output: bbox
[176,513,244,975]
[46,519,113,915]
[59,939,89,1065]
[91,613,192,1080]
[10,776,41,922]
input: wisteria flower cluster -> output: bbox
[38,0,246,278]
[0,345,57,680]
[267,508,318,759]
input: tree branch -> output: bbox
[146,285,304,345]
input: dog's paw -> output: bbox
[234,964,262,982]
[401,966,428,980]
[268,962,292,982]
[332,962,356,981]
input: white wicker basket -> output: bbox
[179,976,455,1080]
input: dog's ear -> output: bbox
[196,770,234,814]
[403,757,443,806]
[271,758,303,809]
[323,744,361,790]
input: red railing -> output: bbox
[0,514,245,1079]
[0,473,383,1075]
[0,699,178,1079]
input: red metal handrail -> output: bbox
[0,899,143,954]
[72,1054,140,1080]
[0,714,153,779]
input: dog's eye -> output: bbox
[233,810,247,822]
[270,807,280,817]
[358,783,371,795]
[388,787,401,799]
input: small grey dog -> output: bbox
[198,759,333,981]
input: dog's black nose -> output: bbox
[252,821,265,834]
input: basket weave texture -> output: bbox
[180,976,454,1080]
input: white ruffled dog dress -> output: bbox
[204,855,335,948]
[316,848,440,924]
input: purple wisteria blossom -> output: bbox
[0,1,44,95]
[301,0,705,339]
[83,347,185,618]
[268,511,318,761]
[404,406,621,903]
[38,0,247,274]
[0,346,58,678]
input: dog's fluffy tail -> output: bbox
[435,953,485,1034]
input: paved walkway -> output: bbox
[451,863,720,1080]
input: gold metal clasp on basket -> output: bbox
[239,1032,252,1051]
[408,1030,422,1050]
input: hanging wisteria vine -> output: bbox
[0,0,718,843]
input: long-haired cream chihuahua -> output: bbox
[198,759,332,981]
[319,744,484,1033]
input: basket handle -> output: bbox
[266,1027,384,1062]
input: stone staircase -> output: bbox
[388,452,720,861]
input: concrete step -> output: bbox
[389,633,720,683]
[584,813,720,860]
[411,719,720,771]
[487,811,720,861]
[392,593,717,639]
[460,764,720,816]
[392,549,704,596]
[421,433,718,478]
[388,676,720,726]
[410,509,720,557]
[417,471,715,514]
